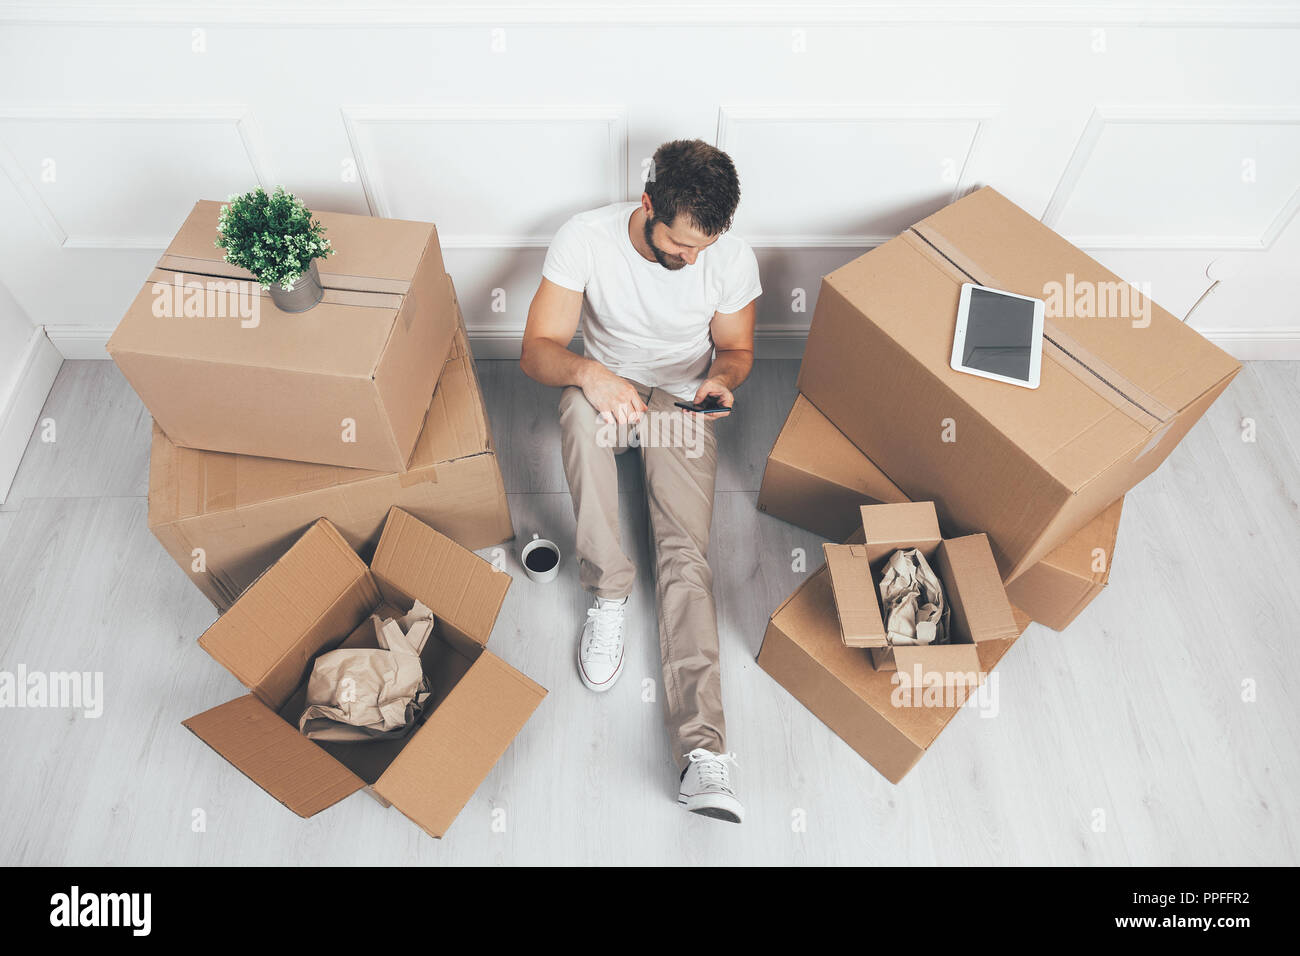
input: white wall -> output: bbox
[0,1,1298,359]
[0,278,61,502]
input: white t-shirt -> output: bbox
[542,202,762,401]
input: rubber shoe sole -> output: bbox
[678,793,744,824]
[578,651,625,693]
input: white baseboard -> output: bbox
[39,323,1300,362]
[1195,328,1300,361]
[45,325,114,360]
[0,327,63,503]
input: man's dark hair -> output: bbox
[644,139,741,237]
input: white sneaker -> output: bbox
[678,749,744,823]
[578,595,627,692]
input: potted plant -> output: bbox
[215,186,334,313]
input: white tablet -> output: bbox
[950,283,1044,389]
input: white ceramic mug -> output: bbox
[520,533,562,584]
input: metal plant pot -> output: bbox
[268,259,324,313]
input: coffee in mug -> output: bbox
[520,534,562,584]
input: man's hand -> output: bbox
[582,363,648,424]
[689,377,735,419]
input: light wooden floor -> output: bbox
[1,358,1297,866]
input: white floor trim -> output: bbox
[0,326,62,503]
[1193,328,1300,361]
[38,323,1300,362]
[44,324,115,360]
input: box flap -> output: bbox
[771,394,909,504]
[936,533,1021,642]
[161,200,437,293]
[859,501,942,553]
[874,644,985,689]
[1037,496,1123,584]
[183,693,364,817]
[197,519,370,690]
[822,543,886,647]
[373,650,546,837]
[370,508,510,645]
[405,291,491,470]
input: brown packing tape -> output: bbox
[399,466,438,488]
[156,255,254,282]
[324,289,404,310]
[904,227,1175,428]
[156,256,412,297]
[200,453,239,513]
[147,267,407,312]
[400,271,420,334]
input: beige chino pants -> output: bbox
[558,380,724,768]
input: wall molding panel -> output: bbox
[341,104,628,247]
[716,104,996,247]
[1043,105,1300,250]
[0,105,273,250]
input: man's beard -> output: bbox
[644,216,688,270]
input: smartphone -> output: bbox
[674,395,733,414]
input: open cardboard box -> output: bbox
[149,297,513,612]
[183,508,545,839]
[109,201,456,472]
[758,560,1030,784]
[822,501,1020,685]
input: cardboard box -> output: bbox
[758,557,1030,784]
[823,502,1020,684]
[149,312,512,612]
[759,392,1123,630]
[798,186,1240,581]
[1004,497,1123,631]
[757,393,908,539]
[183,508,546,839]
[108,200,455,471]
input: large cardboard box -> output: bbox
[759,392,1123,630]
[758,558,1030,784]
[823,502,1020,683]
[108,200,455,471]
[798,186,1240,581]
[1004,497,1122,631]
[757,394,908,539]
[149,314,512,612]
[183,508,545,839]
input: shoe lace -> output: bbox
[585,604,624,657]
[686,750,738,789]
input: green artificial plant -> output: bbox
[215,186,334,291]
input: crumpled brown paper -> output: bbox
[298,600,434,742]
[878,549,950,646]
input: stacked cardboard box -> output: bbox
[149,304,513,612]
[798,187,1239,580]
[759,393,1124,631]
[759,186,1239,782]
[107,199,534,838]
[824,502,1021,679]
[110,201,458,471]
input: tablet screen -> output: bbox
[961,287,1037,382]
